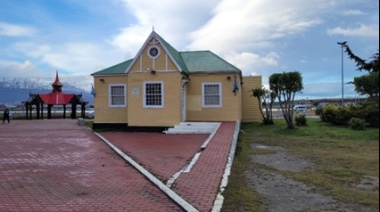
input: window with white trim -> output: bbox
[109,84,127,107]
[202,82,222,108]
[144,81,164,108]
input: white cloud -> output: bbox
[0,60,44,78]
[111,0,220,55]
[1,0,376,97]
[225,51,280,76]
[187,0,331,54]
[327,24,379,38]
[302,82,357,99]
[342,9,366,16]
[11,42,124,75]
[0,22,36,37]
[110,0,344,81]
[184,0,340,79]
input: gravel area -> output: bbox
[245,143,378,212]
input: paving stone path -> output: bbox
[0,120,237,211]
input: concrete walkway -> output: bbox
[0,119,238,211]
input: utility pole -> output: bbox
[337,41,347,106]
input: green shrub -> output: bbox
[351,102,379,128]
[321,105,337,123]
[334,106,353,125]
[348,118,366,131]
[315,107,323,116]
[321,105,354,125]
[295,114,307,126]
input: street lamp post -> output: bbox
[337,41,347,106]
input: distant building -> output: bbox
[25,72,87,119]
[91,30,262,129]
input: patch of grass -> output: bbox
[222,132,266,212]
[85,120,93,129]
[223,119,379,210]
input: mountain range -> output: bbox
[0,78,94,105]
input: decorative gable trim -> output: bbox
[125,31,186,74]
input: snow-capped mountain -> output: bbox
[0,78,94,104]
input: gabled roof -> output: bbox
[92,59,133,76]
[181,51,240,74]
[91,31,241,76]
[155,33,188,74]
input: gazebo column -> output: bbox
[47,104,52,119]
[29,105,33,120]
[25,103,28,120]
[25,103,29,120]
[63,104,66,119]
[41,104,44,119]
[71,104,77,119]
[36,104,40,119]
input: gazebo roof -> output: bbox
[25,71,86,105]
[39,92,74,105]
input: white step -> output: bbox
[163,122,220,134]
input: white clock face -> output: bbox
[148,46,160,59]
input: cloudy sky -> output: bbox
[0,0,378,99]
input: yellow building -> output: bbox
[91,31,262,129]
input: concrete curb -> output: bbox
[211,121,241,212]
[200,122,222,150]
[167,122,221,187]
[91,130,199,212]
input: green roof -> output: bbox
[181,51,240,74]
[91,32,241,76]
[156,33,189,74]
[92,59,132,76]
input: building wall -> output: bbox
[186,74,242,122]
[127,71,183,127]
[93,74,262,126]
[242,76,262,123]
[93,75,128,123]
[92,37,262,126]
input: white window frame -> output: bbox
[108,83,127,107]
[143,81,164,108]
[202,82,222,108]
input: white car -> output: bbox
[293,105,307,111]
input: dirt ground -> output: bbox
[245,144,379,212]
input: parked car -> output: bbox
[293,105,307,112]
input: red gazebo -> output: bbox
[25,72,87,119]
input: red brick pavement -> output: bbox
[0,120,182,212]
[0,120,238,212]
[172,122,236,211]
[99,122,237,212]
[99,133,208,181]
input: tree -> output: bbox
[252,86,276,124]
[343,45,379,73]
[353,72,379,102]
[342,43,379,103]
[270,71,303,129]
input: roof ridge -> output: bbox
[155,32,189,74]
